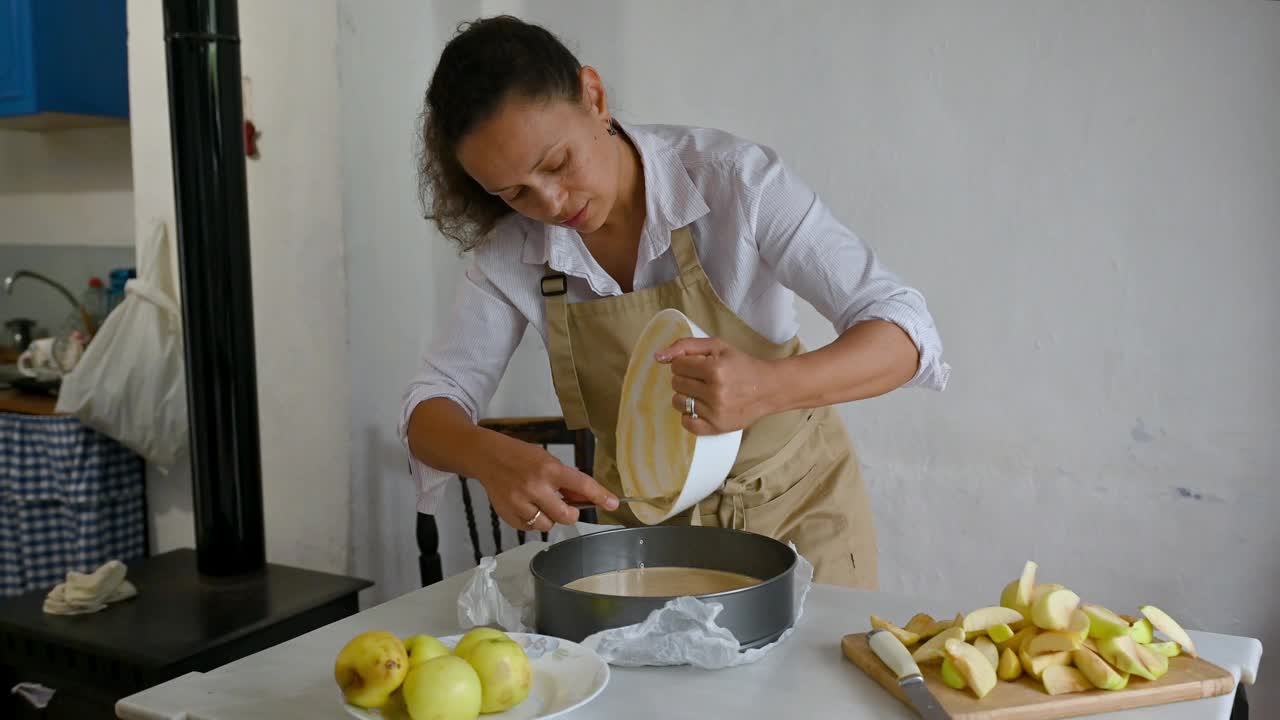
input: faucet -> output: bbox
[4,270,98,337]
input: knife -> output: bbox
[867,628,950,720]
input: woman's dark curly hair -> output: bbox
[418,16,584,252]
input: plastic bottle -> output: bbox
[81,277,109,331]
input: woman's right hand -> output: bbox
[476,432,618,533]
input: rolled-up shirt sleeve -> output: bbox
[740,145,950,390]
[398,263,528,513]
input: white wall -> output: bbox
[126,0,352,575]
[0,126,133,247]
[341,2,1279,711]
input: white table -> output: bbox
[117,542,1262,720]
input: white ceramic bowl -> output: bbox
[615,308,743,524]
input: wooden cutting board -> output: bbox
[842,633,1235,720]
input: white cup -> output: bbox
[18,335,83,379]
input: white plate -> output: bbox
[342,633,609,720]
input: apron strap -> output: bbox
[668,225,705,280]
[541,272,592,430]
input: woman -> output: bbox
[401,16,948,588]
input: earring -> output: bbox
[606,120,618,136]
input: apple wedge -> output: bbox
[1020,647,1071,680]
[1073,647,1130,690]
[974,636,1000,671]
[1119,613,1140,624]
[945,639,998,699]
[1026,631,1082,656]
[904,613,935,636]
[870,615,921,646]
[1031,583,1066,604]
[1031,588,1081,631]
[1081,604,1132,640]
[987,623,1015,644]
[1042,665,1093,696]
[1068,610,1091,642]
[1005,627,1038,653]
[963,606,1025,634]
[1000,580,1029,621]
[1147,641,1182,658]
[1134,641,1171,680]
[1097,635,1157,681]
[912,627,965,663]
[1140,605,1198,658]
[1130,618,1155,645]
[940,657,967,690]
[998,647,1023,681]
[1083,637,1100,653]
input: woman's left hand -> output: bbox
[656,337,780,436]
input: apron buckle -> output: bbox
[540,274,568,297]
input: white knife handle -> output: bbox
[869,629,922,680]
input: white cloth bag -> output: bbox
[56,222,188,471]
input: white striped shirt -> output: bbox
[401,120,950,512]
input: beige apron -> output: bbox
[542,225,878,589]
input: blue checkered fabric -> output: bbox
[0,413,146,597]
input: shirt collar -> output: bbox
[521,120,710,281]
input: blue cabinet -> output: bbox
[0,0,127,130]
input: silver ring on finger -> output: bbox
[685,395,698,420]
[524,509,543,527]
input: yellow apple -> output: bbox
[1021,647,1071,680]
[456,638,532,714]
[1000,580,1028,621]
[1134,642,1170,680]
[1042,665,1092,695]
[945,639,997,699]
[404,635,451,668]
[1130,618,1155,645]
[913,627,965,663]
[870,615,921,646]
[987,624,1015,644]
[452,627,513,659]
[1072,647,1129,690]
[1097,635,1156,681]
[904,613,935,636]
[940,657,967,690]
[1147,641,1182,658]
[334,631,410,709]
[1068,610,1091,642]
[962,606,1024,634]
[1005,627,1038,653]
[1031,589,1080,631]
[974,636,1000,671]
[997,647,1023,681]
[401,656,482,720]
[1139,605,1197,658]
[1081,604,1131,640]
[1030,583,1066,604]
[1026,631,1081,656]
[918,617,959,639]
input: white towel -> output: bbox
[42,560,137,615]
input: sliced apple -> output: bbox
[1016,561,1039,606]
[1119,613,1140,624]
[945,639,998,699]
[987,623,1015,644]
[998,647,1023,681]
[1147,641,1182,658]
[870,615,921,647]
[1000,580,1026,617]
[1083,637,1100,653]
[1097,635,1156,681]
[1130,618,1155,645]
[1081,604,1132,640]
[1042,665,1093,696]
[904,613,935,636]
[1031,583,1066,604]
[1026,631,1082,656]
[918,617,957,639]
[1031,588,1081,631]
[1134,642,1170,680]
[1073,647,1129,690]
[974,636,1000,671]
[1005,627,1038,653]
[1021,648,1071,680]
[1068,610,1091,642]
[1140,605,1197,658]
[963,606,1025,634]
[912,627,965,663]
[940,657,967,690]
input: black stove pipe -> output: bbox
[162,0,266,577]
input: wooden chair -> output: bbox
[417,417,595,586]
